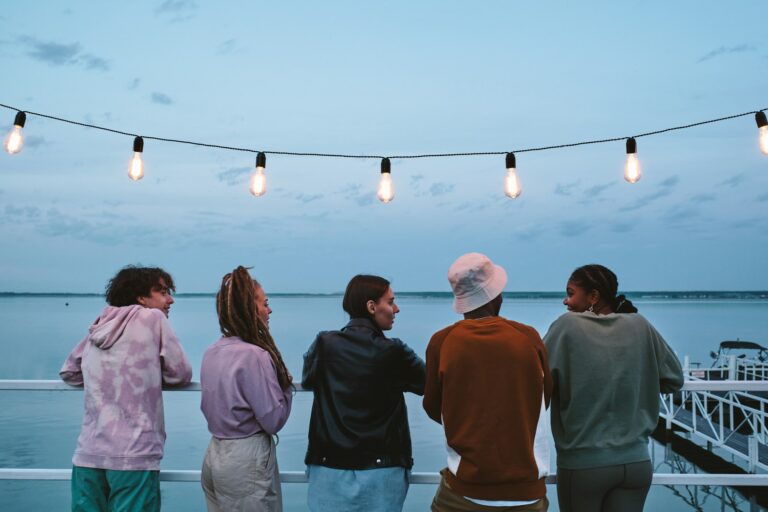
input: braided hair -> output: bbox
[569,264,638,313]
[216,266,292,390]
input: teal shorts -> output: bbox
[71,465,160,512]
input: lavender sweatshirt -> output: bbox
[200,336,293,438]
[60,305,192,471]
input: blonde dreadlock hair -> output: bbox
[216,266,292,390]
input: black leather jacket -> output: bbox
[302,318,426,470]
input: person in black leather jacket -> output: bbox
[302,274,426,512]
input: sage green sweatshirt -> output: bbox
[543,312,683,470]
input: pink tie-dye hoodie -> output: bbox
[60,305,192,471]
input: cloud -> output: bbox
[295,193,323,203]
[691,193,716,203]
[697,44,756,63]
[17,37,109,71]
[659,176,680,188]
[516,226,544,241]
[410,175,424,186]
[155,0,198,22]
[336,183,375,206]
[217,166,251,186]
[663,204,701,224]
[81,54,109,71]
[610,223,634,233]
[36,208,164,246]
[757,192,768,203]
[20,136,48,149]
[150,92,173,105]
[585,182,615,196]
[558,221,590,237]
[128,78,141,90]
[718,173,746,188]
[454,200,488,213]
[217,39,243,55]
[580,182,616,204]
[19,37,79,65]
[619,175,679,212]
[3,205,41,224]
[554,180,580,197]
[356,194,375,207]
[619,189,672,212]
[429,183,454,197]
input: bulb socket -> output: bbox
[256,151,266,169]
[756,111,768,129]
[381,157,391,174]
[133,136,144,153]
[505,152,516,170]
[13,111,26,128]
[626,137,637,154]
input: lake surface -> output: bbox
[1,294,767,511]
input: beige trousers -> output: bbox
[201,432,282,512]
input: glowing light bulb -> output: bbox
[504,152,522,198]
[756,111,768,156]
[3,111,26,155]
[128,136,144,181]
[249,152,267,197]
[377,158,394,203]
[624,137,642,183]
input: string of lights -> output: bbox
[2,102,767,202]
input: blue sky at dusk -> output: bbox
[1,1,767,293]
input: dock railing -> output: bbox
[2,379,768,487]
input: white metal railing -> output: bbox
[2,379,768,487]
[658,366,768,472]
[685,355,768,382]
[2,468,768,486]
[2,379,767,393]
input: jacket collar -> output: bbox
[344,317,384,336]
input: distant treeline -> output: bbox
[2,291,767,300]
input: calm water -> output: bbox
[1,295,767,511]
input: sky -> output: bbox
[0,1,767,293]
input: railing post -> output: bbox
[729,355,737,381]
[748,435,758,473]
[683,355,690,377]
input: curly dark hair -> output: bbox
[569,264,638,313]
[105,265,175,307]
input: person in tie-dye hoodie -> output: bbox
[60,265,193,512]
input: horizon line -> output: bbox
[2,290,768,298]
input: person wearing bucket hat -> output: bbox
[423,253,553,511]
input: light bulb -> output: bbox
[4,111,26,155]
[128,137,145,181]
[249,152,267,197]
[504,152,521,198]
[756,112,768,156]
[624,137,642,183]
[377,158,394,203]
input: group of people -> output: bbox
[60,253,684,512]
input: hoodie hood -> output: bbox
[89,305,145,350]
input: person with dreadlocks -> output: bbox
[200,266,293,512]
[302,274,425,512]
[543,264,683,512]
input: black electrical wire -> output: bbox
[1,102,765,160]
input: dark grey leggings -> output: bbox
[557,460,652,512]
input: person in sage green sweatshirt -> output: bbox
[543,264,683,512]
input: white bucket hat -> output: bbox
[448,253,508,314]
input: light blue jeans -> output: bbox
[306,464,409,512]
